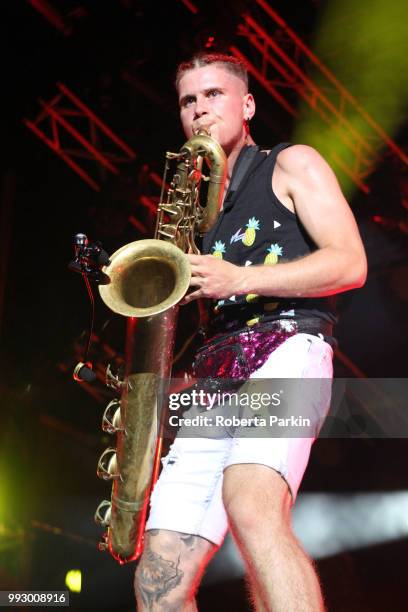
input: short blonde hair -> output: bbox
[175,52,248,92]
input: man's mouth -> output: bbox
[192,121,214,136]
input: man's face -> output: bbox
[177,64,255,154]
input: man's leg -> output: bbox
[222,333,332,610]
[223,464,324,612]
[134,436,230,610]
[135,529,217,611]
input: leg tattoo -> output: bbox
[135,530,212,610]
[136,547,184,609]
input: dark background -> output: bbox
[1,1,408,610]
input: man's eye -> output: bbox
[207,89,221,98]
[182,97,195,107]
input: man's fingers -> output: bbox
[189,276,203,287]
[187,254,204,264]
[181,289,201,304]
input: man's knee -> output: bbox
[134,529,216,610]
[222,464,292,540]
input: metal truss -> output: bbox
[231,0,408,193]
[24,85,171,401]
[24,82,137,192]
[25,82,164,228]
[27,0,73,36]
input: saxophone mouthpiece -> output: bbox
[192,123,211,136]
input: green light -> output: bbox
[293,0,408,197]
[65,569,82,593]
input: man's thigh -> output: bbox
[146,437,231,546]
[225,333,333,500]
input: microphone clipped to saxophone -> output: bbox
[94,131,227,563]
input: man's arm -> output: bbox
[184,145,367,302]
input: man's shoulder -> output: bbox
[276,144,325,174]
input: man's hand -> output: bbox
[182,254,244,304]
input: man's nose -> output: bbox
[194,96,208,118]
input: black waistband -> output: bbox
[295,317,333,337]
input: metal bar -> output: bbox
[27,0,72,35]
[149,171,164,189]
[330,152,370,194]
[57,83,136,159]
[61,148,135,164]
[51,115,60,148]
[34,92,63,123]
[139,195,159,214]
[129,214,148,234]
[179,0,198,14]
[24,119,100,191]
[230,46,298,117]
[39,100,119,174]
[334,348,367,378]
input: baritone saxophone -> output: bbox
[94,131,227,563]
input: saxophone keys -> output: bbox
[106,364,125,392]
[102,399,123,433]
[96,448,119,481]
[94,501,111,527]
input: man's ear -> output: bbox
[243,93,256,121]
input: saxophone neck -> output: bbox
[180,133,227,234]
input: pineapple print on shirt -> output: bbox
[242,217,260,246]
[212,240,226,259]
[263,244,283,314]
[264,243,283,265]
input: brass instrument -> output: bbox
[94,131,227,562]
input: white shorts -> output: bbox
[146,333,333,546]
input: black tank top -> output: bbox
[202,143,338,336]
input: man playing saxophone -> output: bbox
[134,52,367,611]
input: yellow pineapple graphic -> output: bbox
[245,293,259,303]
[212,240,226,259]
[242,217,260,246]
[246,316,260,326]
[264,243,283,265]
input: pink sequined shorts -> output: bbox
[146,332,333,546]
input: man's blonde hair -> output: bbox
[175,52,248,92]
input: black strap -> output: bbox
[223,145,260,208]
[261,142,292,164]
[203,145,261,252]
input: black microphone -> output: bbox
[74,232,88,252]
[91,241,110,266]
[69,233,89,274]
[69,234,111,283]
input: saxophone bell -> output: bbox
[99,240,191,318]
